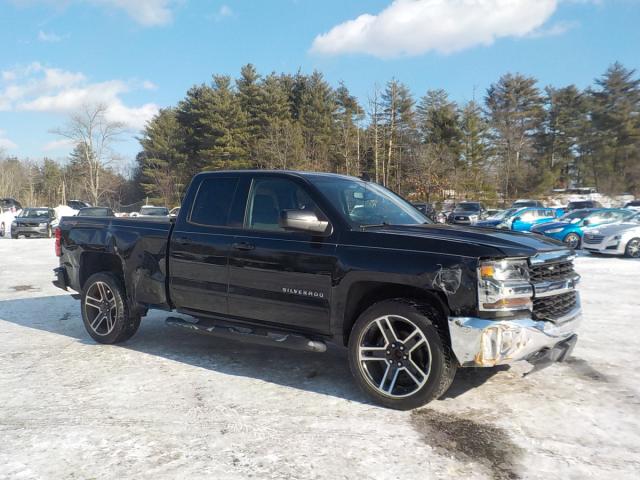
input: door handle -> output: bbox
[232,242,255,251]
[175,236,192,246]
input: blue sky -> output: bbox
[0,0,638,166]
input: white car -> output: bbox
[582,214,640,258]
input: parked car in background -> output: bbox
[531,209,635,249]
[512,199,545,208]
[169,207,181,218]
[475,207,521,229]
[485,209,503,217]
[624,200,640,212]
[0,206,21,237]
[583,213,640,258]
[411,202,436,221]
[11,208,57,238]
[567,200,602,211]
[131,206,170,218]
[495,207,561,232]
[67,200,92,211]
[77,207,115,217]
[448,202,487,225]
[0,198,23,212]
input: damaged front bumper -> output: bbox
[448,303,581,367]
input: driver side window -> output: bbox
[245,178,322,232]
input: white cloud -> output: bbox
[11,0,176,26]
[42,138,74,152]
[527,20,579,38]
[0,130,18,150]
[37,30,64,42]
[93,0,175,26]
[311,0,560,58]
[0,63,159,130]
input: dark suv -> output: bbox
[448,202,487,225]
[11,208,57,238]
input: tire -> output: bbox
[0,222,4,237]
[11,232,18,239]
[625,238,640,258]
[563,232,581,249]
[46,226,53,238]
[81,272,141,344]
[348,299,457,410]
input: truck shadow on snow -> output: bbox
[1,294,509,405]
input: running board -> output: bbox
[165,317,327,353]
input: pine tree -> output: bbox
[138,108,187,206]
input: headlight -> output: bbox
[478,259,532,312]
[11,221,17,226]
[613,235,621,241]
[545,228,564,234]
[39,222,48,227]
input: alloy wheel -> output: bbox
[564,233,580,249]
[627,239,640,258]
[84,281,118,336]
[357,315,432,398]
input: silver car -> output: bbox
[582,214,640,258]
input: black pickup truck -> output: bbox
[53,170,581,409]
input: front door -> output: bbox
[227,175,338,335]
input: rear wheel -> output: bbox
[81,272,141,344]
[348,299,457,410]
[563,232,581,249]
[625,238,640,258]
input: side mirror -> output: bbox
[512,216,521,223]
[583,219,591,227]
[280,209,330,234]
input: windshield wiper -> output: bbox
[360,222,392,229]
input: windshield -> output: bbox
[309,177,429,228]
[18,208,50,218]
[455,203,480,212]
[560,210,593,222]
[140,207,168,216]
[78,208,110,216]
[490,208,518,220]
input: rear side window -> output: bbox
[190,177,239,227]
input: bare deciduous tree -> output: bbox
[52,104,125,205]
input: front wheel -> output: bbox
[625,238,640,258]
[563,232,581,249]
[348,299,457,410]
[81,272,141,344]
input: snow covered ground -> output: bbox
[0,238,638,479]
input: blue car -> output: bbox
[476,208,520,228]
[477,207,561,232]
[531,208,637,248]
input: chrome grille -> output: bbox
[533,291,578,321]
[583,234,604,244]
[529,259,575,283]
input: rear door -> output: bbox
[227,174,339,334]
[169,175,241,315]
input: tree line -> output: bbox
[1,62,638,209]
[136,62,640,206]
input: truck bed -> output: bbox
[56,215,174,312]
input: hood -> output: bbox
[587,222,640,237]
[364,223,569,258]
[14,216,53,224]
[476,219,502,227]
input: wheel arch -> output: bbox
[79,252,124,291]
[341,281,450,346]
